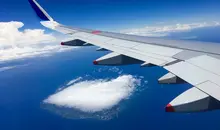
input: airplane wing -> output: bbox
[28,0,220,113]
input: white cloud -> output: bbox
[66,77,83,86]
[0,64,29,72]
[0,21,56,46]
[0,66,17,72]
[0,44,73,62]
[120,21,220,37]
[43,75,141,113]
[0,21,74,62]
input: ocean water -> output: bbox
[1,46,220,130]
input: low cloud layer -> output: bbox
[0,64,29,72]
[0,65,17,72]
[0,21,73,62]
[120,21,220,37]
[44,75,141,113]
[0,44,73,62]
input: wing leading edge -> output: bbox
[28,0,220,113]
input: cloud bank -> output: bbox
[120,21,220,37]
[44,75,141,113]
[0,21,55,46]
[0,21,73,62]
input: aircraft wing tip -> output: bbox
[28,0,53,21]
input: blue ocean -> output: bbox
[1,0,220,129]
[1,44,220,130]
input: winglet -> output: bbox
[28,0,54,21]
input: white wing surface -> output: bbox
[29,0,220,112]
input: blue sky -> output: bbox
[1,0,220,31]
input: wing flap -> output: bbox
[165,55,220,85]
[196,81,220,101]
[165,55,220,102]
[166,87,220,112]
[187,55,220,76]
[165,61,210,85]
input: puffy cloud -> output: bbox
[120,21,220,37]
[0,21,56,46]
[0,21,73,62]
[43,75,141,113]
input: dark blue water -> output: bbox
[1,46,220,130]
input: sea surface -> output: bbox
[1,45,220,130]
